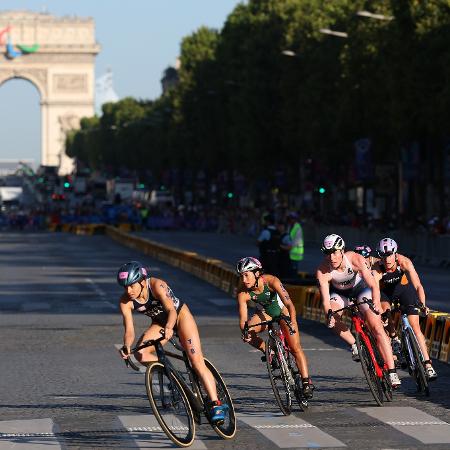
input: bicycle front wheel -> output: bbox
[197,358,237,439]
[355,333,384,406]
[145,362,195,447]
[266,337,292,415]
[406,329,430,396]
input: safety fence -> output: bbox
[50,222,450,365]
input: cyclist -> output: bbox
[236,256,315,398]
[372,238,438,381]
[117,260,227,423]
[353,245,377,270]
[316,234,401,387]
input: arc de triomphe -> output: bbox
[0,11,100,174]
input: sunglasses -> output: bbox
[379,252,394,258]
[322,249,336,255]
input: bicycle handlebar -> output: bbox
[123,329,167,371]
[242,315,295,340]
[327,297,379,323]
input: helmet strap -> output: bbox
[251,271,261,290]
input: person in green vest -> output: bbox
[286,212,304,276]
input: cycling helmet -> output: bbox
[236,257,263,274]
[376,238,398,257]
[117,261,148,287]
[321,234,345,254]
[354,245,372,258]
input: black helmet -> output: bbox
[354,245,372,259]
[117,261,148,287]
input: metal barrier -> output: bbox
[66,223,449,365]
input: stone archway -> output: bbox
[0,10,100,174]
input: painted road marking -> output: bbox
[119,415,206,449]
[82,300,116,309]
[358,407,450,445]
[207,298,234,306]
[85,277,107,298]
[238,411,346,448]
[0,418,61,449]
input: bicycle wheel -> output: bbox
[287,351,308,411]
[266,337,292,415]
[406,329,430,396]
[145,362,195,447]
[355,333,384,406]
[196,358,237,439]
[368,334,393,402]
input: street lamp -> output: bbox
[281,50,297,57]
[356,10,393,21]
[319,28,348,38]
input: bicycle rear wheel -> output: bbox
[197,358,237,439]
[406,329,430,396]
[355,333,384,406]
[145,362,195,447]
[266,337,292,415]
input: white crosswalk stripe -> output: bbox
[0,418,61,449]
[238,411,346,448]
[118,415,207,449]
[358,406,450,445]
[2,406,449,448]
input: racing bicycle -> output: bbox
[243,315,309,415]
[124,331,236,447]
[328,298,393,406]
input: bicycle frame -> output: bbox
[399,313,423,371]
[352,314,385,378]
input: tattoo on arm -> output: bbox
[280,283,291,302]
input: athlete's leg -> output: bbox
[329,294,355,345]
[407,313,431,364]
[246,309,270,354]
[135,323,168,363]
[281,307,309,378]
[358,290,396,370]
[177,306,218,402]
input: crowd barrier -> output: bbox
[58,223,450,365]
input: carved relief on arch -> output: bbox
[0,68,48,98]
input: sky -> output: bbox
[0,0,243,165]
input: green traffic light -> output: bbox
[319,187,326,194]
[227,192,234,199]
[64,182,71,188]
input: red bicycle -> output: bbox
[328,298,393,406]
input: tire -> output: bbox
[145,362,195,447]
[288,352,308,411]
[368,333,393,402]
[266,337,292,415]
[196,358,237,439]
[406,329,430,396]
[355,333,384,406]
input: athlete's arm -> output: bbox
[152,279,178,340]
[351,251,381,310]
[316,262,332,314]
[120,298,135,356]
[269,275,297,323]
[398,254,426,305]
[237,291,249,331]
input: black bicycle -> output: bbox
[243,315,309,415]
[125,332,236,447]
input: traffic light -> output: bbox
[227,192,234,199]
[318,186,326,194]
[64,182,71,189]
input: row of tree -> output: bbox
[66,0,450,213]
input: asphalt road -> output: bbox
[0,232,449,449]
[137,230,450,313]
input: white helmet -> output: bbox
[236,257,263,274]
[321,234,345,254]
[376,237,398,257]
